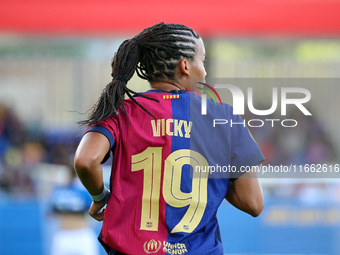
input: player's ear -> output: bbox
[179,59,190,76]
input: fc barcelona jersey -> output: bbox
[86,89,264,255]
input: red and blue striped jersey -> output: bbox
[87,90,264,255]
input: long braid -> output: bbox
[78,22,199,126]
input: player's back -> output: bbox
[91,89,262,254]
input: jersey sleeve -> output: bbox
[85,117,119,163]
[229,112,265,180]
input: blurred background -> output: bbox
[1,0,340,254]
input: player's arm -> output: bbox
[74,131,110,221]
[225,169,264,217]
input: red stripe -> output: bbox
[1,0,340,36]
[101,92,171,254]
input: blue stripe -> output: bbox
[165,93,191,248]
[86,125,115,149]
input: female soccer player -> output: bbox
[74,22,264,255]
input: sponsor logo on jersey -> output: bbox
[143,240,188,254]
[146,222,153,228]
[143,239,162,254]
[163,241,188,254]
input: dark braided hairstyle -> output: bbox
[78,22,200,126]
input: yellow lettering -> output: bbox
[152,119,192,138]
[174,120,184,137]
[166,119,174,136]
[131,147,162,231]
[151,120,161,137]
[161,119,165,136]
[163,150,209,233]
[132,148,208,235]
[183,121,192,138]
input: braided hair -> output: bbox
[78,22,200,126]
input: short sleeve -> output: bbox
[230,113,265,180]
[85,117,119,163]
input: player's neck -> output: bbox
[151,81,187,92]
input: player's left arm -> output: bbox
[225,169,264,217]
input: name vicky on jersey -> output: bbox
[151,119,192,138]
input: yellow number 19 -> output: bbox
[131,148,209,233]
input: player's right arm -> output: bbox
[74,131,111,221]
[225,169,264,217]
